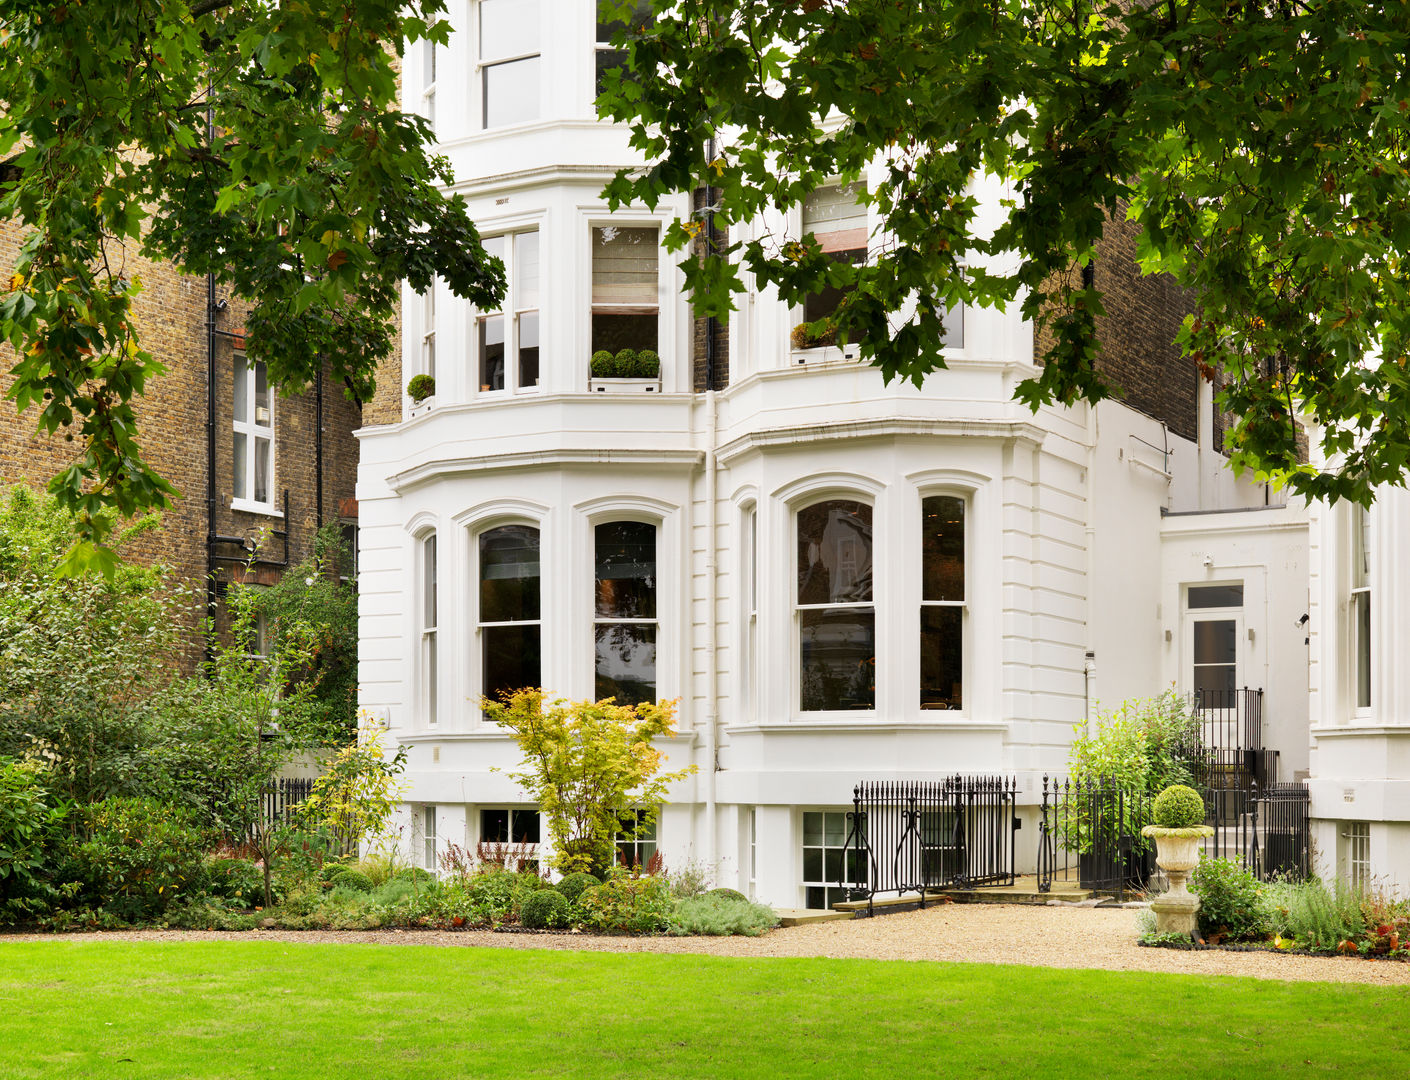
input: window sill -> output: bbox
[230,498,283,519]
[408,396,436,417]
[589,378,661,393]
[791,344,860,365]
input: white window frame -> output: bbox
[801,808,864,910]
[1343,820,1371,892]
[478,806,542,872]
[475,230,541,396]
[919,492,967,713]
[232,352,276,514]
[744,504,758,723]
[795,497,877,716]
[593,1,652,99]
[614,807,658,871]
[475,0,541,131]
[592,518,659,706]
[475,521,543,703]
[420,20,439,134]
[588,221,662,373]
[1350,503,1372,714]
[423,805,438,871]
[420,531,439,728]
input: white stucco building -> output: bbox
[356,1,1334,907]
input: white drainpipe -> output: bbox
[704,388,719,873]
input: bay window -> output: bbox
[920,496,965,710]
[479,524,542,701]
[591,225,659,356]
[797,500,874,711]
[594,521,657,705]
[233,353,273,509]
[478,231,540,393]
[478,0,540,129]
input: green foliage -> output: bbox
[614,348,638,375]
[1190,856,1267,942]
[1152,785,1205,829]
[294,728,407,851]
[0,2,504,565]
[555,872,602,905]
[396,867,434,885]
[666,895,777,937]
[482,689,696,875]
[0,758,68,920]
[519,889,572,930]
[590,350,618,377]
[578,873,674,934]
[597,0,1410,505]
[203,857,265,909]
[406,374,437,402]
[630,349,660,377]
[66,798,207,921]
[1260,877,1371,952]
[1068,692,1200,796]
[328,868,374,894]
[706,887,748,904]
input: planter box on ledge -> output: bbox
[590,378,660,393]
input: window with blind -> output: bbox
[477,232,540,393]
[594,521,657,706]
[920,496,965,711]
[797,500,875,711]
[591,225,659,357]
[801,182,868,330]
[479,524,542,701]
[479,0,540,129]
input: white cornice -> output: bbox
[716,416,1047,466]
[389,447,705,493]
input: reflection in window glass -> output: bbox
[594,1,654,96]
[479,525,541,701]
[595,522,658,705]
[801,183,867,330]
[921,496,965,710]
[615,808,657,870]
[591,226,659,356]
[802,810,868,909]
[1188,584,1244,609]
[797,501,874,711]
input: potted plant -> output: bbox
[406,373,436,404]
[590,348,660,392]
[1141,784,1214,940]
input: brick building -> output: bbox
[0,218,363,661]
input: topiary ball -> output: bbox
[397,866,434,885]
[555,871,601,905]
[614,348,638,374]
[590,349,616,377]
[633,349,660,378]
[329,868,374,893]
[1152,784,1205,829]
[706,887,749,904]
[520,888,572,930]
[407,373,436,402]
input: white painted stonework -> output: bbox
[358,2,1322,907]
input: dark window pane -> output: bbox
[511,810,541,845]
[1192,664,1237,699]
[1188,584,1243,609]
[800,608,875,711]
[590,312,658,355]
[805,886,825,910]
[1356,593,1371,709]
[594,623,656,705]
[802,848,822,882]
[480,808,509,844]
[595,521,657,618]
[825,813,847,845]
[480,525,541,622]
[595,1,653,43]
[518,311,539,388]
[920,606,963,710]
[595,48,626,96]
[922,496,965,602]
[1193,620,1237,664]
[824,848,843,882]
[803,812,822,847]
[801,249,865,327]
[480,316,505,390]
[483,625,541,702]
[797,501,872,604]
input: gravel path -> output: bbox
[8,904,1410,987]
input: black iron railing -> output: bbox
[842,776,1019,916]
[262,776,316,827]
[1191,687,1264,756]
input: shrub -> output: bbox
[578,873,673,934]
[1152,785,1205,829]
[667,895,777,937]
[328,868,374,893]
[396,866,434,885]
[68,798,207,920]
[406,373,436,401]
[0,758,66,922]
[790,321,837,350]
[1261,876,1368,951]
[632,349,660,378]
[520,889,572,930]
[1190,855,1267,942]
[614,348,638,375]
[706,887,748,904]
[203,856,265,908]
[555,872,601,905]
[590,350,617,378]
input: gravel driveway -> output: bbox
[8,904,1410,987]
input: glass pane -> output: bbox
[480,525,540,622]
[942,301,964,349]
[254,437,270,504]
[483,624,541,702]
[595,521,657,618]
[480,315,505,391]
[798,501,873,604]
[481,808,509,844]
[920,606,963,710]
[591,226,659,305]
[518,311,539,389]
[805,886,825,910]
[423,534,437,628]
[511,810,541,845]
[824,848,843,882]
[803,812,822,847]
[803,182,868,245]
[233,358,248,423]
[922,496,965,602]
[802,848,822,882]
[233,432,246,499]
[426,633,438,723]
[594,623,656,705]
[253,361,270,427]
[1188,584,1243,609]
[480,0,538,60]
[423,32,436,89]
[590,312,658,355]
[515,232,540,308]
[596,1,653,43]
[1192,664,1237,699]
[825,813,846,846]
[595,48,626,97]
[482,235,506,279]
[1356,593,1371,709]
[1193,620,1237,664]
[800,608,875,711]
[483,57,541,129]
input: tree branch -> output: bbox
[189,0,235,18]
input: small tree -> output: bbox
[294,724,407,855]
[482,689,696,875]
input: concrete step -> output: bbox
[775,907,855,926]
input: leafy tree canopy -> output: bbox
[599,0,1410,505]
[0,0,503,571]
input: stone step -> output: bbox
[775,907,855,926]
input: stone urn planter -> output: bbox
[1141,824,1215,939]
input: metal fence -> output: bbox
[1037,775,1310,898]
[262,776,315,828]
[842,776,1019,915]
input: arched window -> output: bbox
[797,500,874,711]
[920,496,965,710]
[594,521,657,705]
[419,532,438,726]
[478,524,541,700]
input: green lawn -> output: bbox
[1,940,1407,1078]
